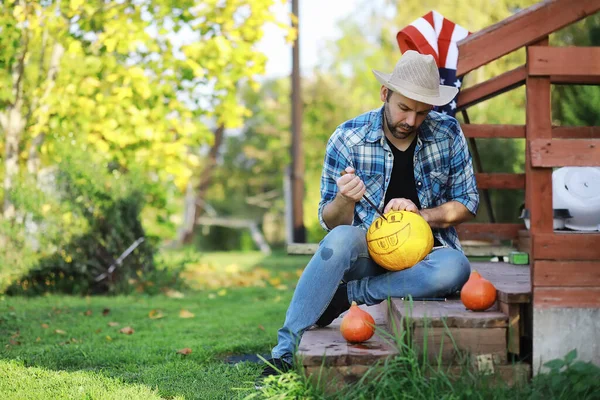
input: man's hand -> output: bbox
[336,167,366,203]
[384,198,420,214]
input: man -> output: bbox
[256,50,479,386]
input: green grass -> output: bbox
[0,250,312,400]
[3,250,600,400]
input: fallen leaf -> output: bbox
[119,326,134,335]
[41,323,49,329]
[105,336,112,341]
[176,347,192,355]
[11,331,20,338]
[102,308,110,316]
[179,309,195,319]
[258,325,265,331]
[148,309,165,319]
[55,329,66,335]
[84,310,92,316]
[108,322,119,327]
[268,277,282,286]
[95,328,102,333]
[273,295,282,303]
[164,289,185,299]
[36,337,41,342]
[71,338,78,343]
[9,339,20,345]
[217,289,227,296]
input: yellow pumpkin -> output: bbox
[366,210,434,271]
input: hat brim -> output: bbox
[372,70,458,107]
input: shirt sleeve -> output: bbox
[446,121,479,216]
[318,130,354,231]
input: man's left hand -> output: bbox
[383,198,420,214]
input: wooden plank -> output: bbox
[288,243,319,255]
[412,327,507,365]
[551,75,600,85]
[533,232,600,261]
[475,173,525,190]
[499,301,521,355]
[528,47,600,77]
[287,243,516,257]
[456,65,599,111]
[456,0,600,76]
[462,245,515,257]
[461,125,600,140]
[388,299,507,329]
[476,262,531,304]
[462,124,525,139]
[553,126,600,139]
[534,287,600,308]
[530,139,600,167]
[305,363,531,390]
[457,223,523,241]
[525,39,554,242]
[298,302,398,367]
[457,66,527,110]
[442,363,530,386]
[534,260,600,287]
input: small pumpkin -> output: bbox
[340,301,375,343]
[460,271,497,311]
[366,210,433,271]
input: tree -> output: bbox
[0,0,290,226]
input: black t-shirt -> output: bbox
[384,136,442,247]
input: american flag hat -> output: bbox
[395,10,471,116]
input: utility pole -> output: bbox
[290,0,305,243]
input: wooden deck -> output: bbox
[297,261,532,386]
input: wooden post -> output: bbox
[290,0,305,243]
[525,37,553,265]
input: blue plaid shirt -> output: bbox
[318,106,479,251]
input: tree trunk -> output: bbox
[178,124,225,244]
[1,105,25,219]
[27,42,64,175]
[1,23,28,219]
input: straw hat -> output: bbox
[372,50,458,106]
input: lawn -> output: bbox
[2,250,600,400]
[0,250,312,400]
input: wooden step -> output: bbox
[387,298,508,364]
[297,302,398,368]
[296,262,533,389]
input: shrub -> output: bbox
[4,146,157,295]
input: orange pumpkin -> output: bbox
[366,210,433,271]
[460,271,497,311]
[340,301,375,343]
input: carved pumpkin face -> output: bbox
[366,210,434,271]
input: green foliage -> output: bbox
[530,350,600,399]
[5,145,156,296]
[552,14,600,128]
[246,370,325,400]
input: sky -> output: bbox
[256,0,363,78]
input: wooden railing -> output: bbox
[453,0,600,248]
[454,2,600,307]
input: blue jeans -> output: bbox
[271,225,471,363]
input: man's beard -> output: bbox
[384,103,415,139]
